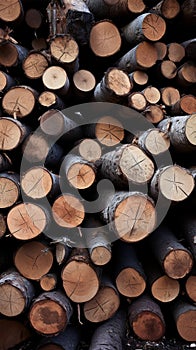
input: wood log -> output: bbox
[143,104,165,123]
[138,128,170,156]
[185,274,196,303]
[55,242,71,265]
[29,291,73,336]
[89,310,126,350]
[101,191,156,242]
[161,86,180,106]
[0,319,31,350]
[0,0,23,23]
[23,51,49,80]
[0,213,6,238]
[154,41,167,60]
[176,61,196,87]
[116,41,158,73]
[149,226,193,279]
[114,241,146,297]
[0,152,12,172]
[181,38,196,60]
[38,326,80,350]
[95,115,124,147]
[100,144,154,187]
[83,274,120,322]
[122,13,166,45]
[158,114,196,152]
[0,70,16,92]
[52,194,85,228]
[157,60,177,79]
[25,8,43,29]
[142,86,161,104]
[40,273,57,291]
[77,139,102,162]
[61,248,99,302]
[0,172,20,209]
[167,42,185,63]
[150,0,180,20]
[42,66,70,96]
[0,270,34,317]
[0,42,28,67]
[171,95,196,115]
[128,295,165,341]
[129,70,149,86]
[38,91,66,110]
[73,69,96,100]
[181,0,196,26]
[172,300,196,341]
[94,67,132,103]
[178,213,196,259]
[0,117,30,151]
[128,92,147,111]
[14,241,54,280]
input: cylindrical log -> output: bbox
[61,248,100,303]
[77,139,102,162]
[114,241,146,297]
[55,242,71,265]
[158,60,177,79]
[185,274,196,303]
[129,70,148,86]
[40,273,57,291]
[90,20,121,58]
[179,213,196,259]
[101,191,156,242]
[171,95,196,116]
[38,326,80,350]
[138,128,170,156]
[143,104,165,124]
[0,172,20,209]
[0,117,30,151]
[23,51,49,79]
[172,301,196,341]
[0,319,31,350]
[0,0,23,23]
[128,92,147,111]
[0,43,28,67]
[116,41,158,73]
[73,69,96,100]
[25,8,43,29]
[181,39,196,60]
[0,153,12,172]
[181,0,196,26]
[14,241,53,280]
[0,270,34,317]
[122,13,166,45]
[149,226,193,279]
[0,213,6,238]
[94,67,132,103]
[154,41,167,60]
[52,194,85,228]
[161,86,180,106]
[167,42,185,63]
[128,295,165,341]
[176,61,196,87]
[42,66,70,96]
[95,116,124,146]
[38,91,66,110]
[29,291,73,336]
[150,0,180,19]
[0,71,16,92]
[84,275,120,322]
[142,86,161,104]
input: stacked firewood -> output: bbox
[0,0,195,349]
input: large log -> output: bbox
[52,194,85,228]
[0,0,23,23]
[0,319,31,350]
[0,117,30,151]
[138,128,170,156]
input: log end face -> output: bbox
[52,194,85,228]
[164,249,193,279]
[186,114,196,146]
[0,284,25,316]
[90,21,121,57]
[132,311,165,341]
[137,42,158,68]
[142,14,166,42]
[152,275,180,302]
[177,310,196,341]
[116,268,146,297]
[91,246,112,266]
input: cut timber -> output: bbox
[161,86,180,106]
[38,326,80,350]
[50,35,79,74]
[142,86,161,104]
[114,241,146,297]
[158,114,196,152]
[90,21,121,57]
[0,0,23,22]
[150,165,194,202]
[56,242,71,265]
[181,0,196,26]
[173,301,196,341]
[21,166,60,199]
[177,61,196,87]
[42,66,70,96]
[150,0,180,19]
[0,43,28,67]
[61,248,99,303]
[95,116,124,146]
[128,92,147,111]
[171,95,196,116]
[143,104,165,124]
[0,319,31,350]
[101,144,154,187]
[25,8,43,29]
[0,71,16,92]
[7,202,50,239]
[77,139,102,162]
[83,275,120,322]
[52,194,85,227]
[122,13,166,45]
[129,70,148,86]
[89,310,126,350]
[39,91,65,110]
[2,86,38,118]
[0,213,6,238]
[0,117,29,151]
[40,273,57,291]
[181,39,196,60]
[0,270,34,317]
[101,191,156,242]
[117,41,158,73]
[159,60,177,79]
[73,70,96,99]
[94,67,132,103]
[0,172,20,209]
[138,128,170,156]
[23,51,49,79]
[167,43,185,63]
[63,154,96,189]
[0,153,12,172]
[149,226,193,279]
[154,41,167,60]
[128,295,165,341]
[14,241,53,280]
[185,275,196,303]
[29,291,72,336]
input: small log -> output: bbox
[95,115,124,146]
[21,166,60,199]
[7,202,50,240]
[55,242,71,265]
[77,139,102,162]
[84,274,120,322]
[122,13,166,45]
[73,69,96,100]
[40,273,57,291]
[128,295,165,341]
[158,114,196,152]
[50,35,79,74]
[90,20,121,58]
[150,165,195,202]
[23,51,49,80]
[150,0,180,20]
[129,70,149,86]
[142,86,161,104]
[38,91,66,110]
[0,70,16,92]
[0,270,34,317]
[138,128,170,156]
[0,117,30,151]
[38,326,80,350]
[25,8,43,29]
[185,274,196,303]
[0,0,23,23]
[161,86,180,106]
[149,226,193,279]
[181,38,196,60]
[2,86,38,118]
[143,104,165,124]
[101,191,156,242]
[158,60,177,79]
[154,41,167,60]
[94,67,132,103]
[176,61,196,87]
[114,241,146,297]
[0,172,20,209]
[128,92,147,111]
[181,0,196,26]
[100,144,154,187]
[14,241,53,280]
[89,310,126,350]
[0,213,6,238]
[172,300,196,341]
[167,42,185,63]
[61,248,99,302]
[42,66,70,96]
[116,41,158,73]
[0,153,12,172]
[0,319,31,350]
[0,42,28,67]
[171,95,196,115]
[29,291,73,336]
[52,194,85,228]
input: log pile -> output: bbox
[0,0,195,349]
